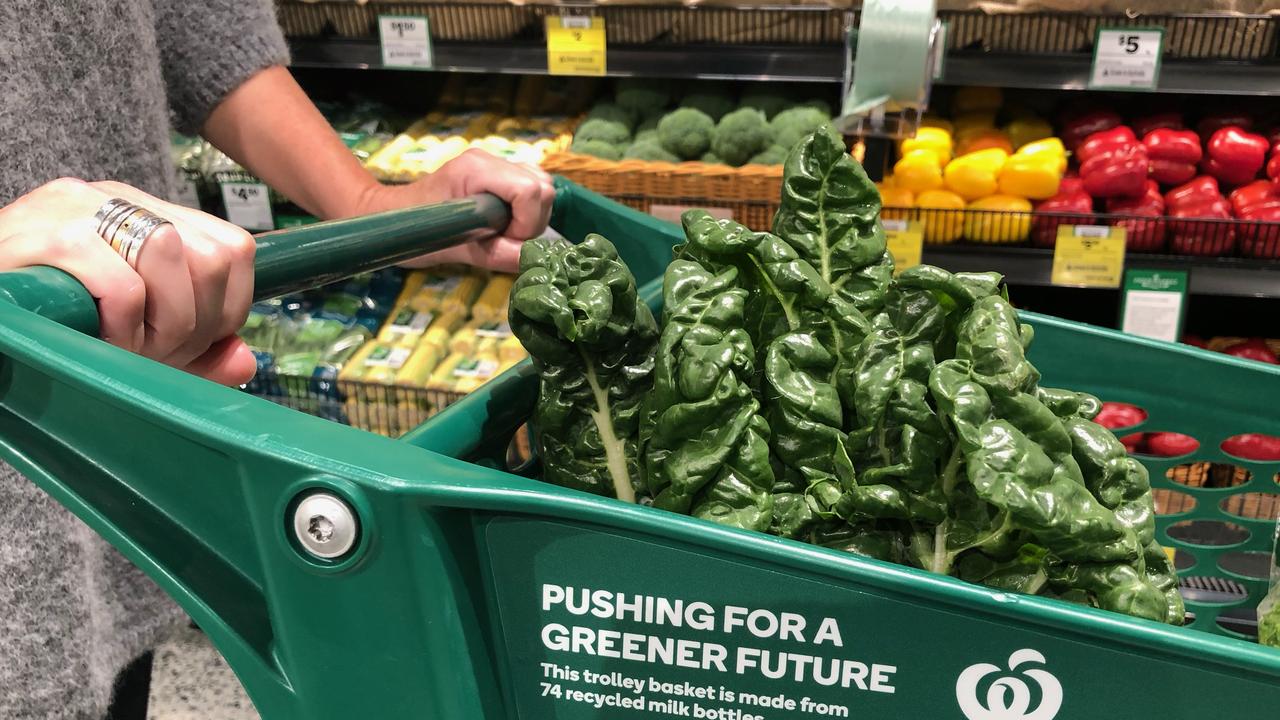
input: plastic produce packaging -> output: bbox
[1262,516,1280,648]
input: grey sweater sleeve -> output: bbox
[152,0,291,135]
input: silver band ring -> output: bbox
[93,198,172,269]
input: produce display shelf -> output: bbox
[924,244,1280,299]
[288,38,847,83]
[288,37,1280,94]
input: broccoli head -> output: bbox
[800,98,832,117]
[657,108,715,161]
[636,114,660,135]
[623,140,680,162]
[747,145,789,165]
[740,91,791,120]
[681,92,735,122]
[571,138,623,161]
[615,79,670,116]
[586,102,636,130]
[700,151,724,164]
[574,118,632,147]
[711,108,773,166]
[634,128,660,145]
[770,106,831,151]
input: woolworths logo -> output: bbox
[955,649,1062,720]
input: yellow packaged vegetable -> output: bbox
[997,153,1062,200]
[964,195,1033,243]
[943,148,1008,201]
[440,272,485,317]
[914,189,966,244]
[893,150,944,193]
[900,127,953,166]
[472,274,515,323]
[426,352,509,393]
[920,115,954,135]
[394,342,446,387]
[449,318,514,356]
[422,311,467,353]
[377,305,437,346]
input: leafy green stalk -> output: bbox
[640,260,775,531]
[510,234,658,502]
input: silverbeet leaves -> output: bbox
[509,234,657,502]
[513,127,1182,626]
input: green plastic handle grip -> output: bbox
[0,193,511,336]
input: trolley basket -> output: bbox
[0,181,1275,720]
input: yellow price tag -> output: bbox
[883,219,924,273]
[545,16,606,76]
[1051,225,1126,288]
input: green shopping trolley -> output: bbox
[0,180,1276,720]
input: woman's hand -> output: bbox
[0,178,257,386]
[353,150,556,273]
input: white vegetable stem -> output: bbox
[581,353,636,503]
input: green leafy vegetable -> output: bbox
[640,260,774,532]
[510,234,658,502]
[516,126,1184,627]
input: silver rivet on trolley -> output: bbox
[292,492,359,560]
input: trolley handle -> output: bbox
[0,192,512,335]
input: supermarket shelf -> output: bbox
[923,246,1280,299]
[943,54,1280,96]
[290,38,1279,93]
[289,38,846,82]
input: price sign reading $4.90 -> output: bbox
[1089,27,1164,90]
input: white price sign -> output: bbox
[173,169,200,210]
[220,182,273,231]
[1090,28,1163,90]
[379,15,433,69]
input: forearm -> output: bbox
[200,66,382,220]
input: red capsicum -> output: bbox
[1094,401,1147,430]
[1080,141,1148,198]
[1076,126,1136,164]
[1227,178,1280,255]
[1106,180,1165,251]
[1182,335,1208,348]
[1061,109,1122,152]
[1204,126,1269,187]
[1197,112,1254,142]
[1165,176,1235,255]
[1133,112,1183,138]
[1143,128,1201,187]
[1267,142,1280,189]
[1146,432,1200,457]
[1032,180,1093,247]
[1224,338,1279,364]
[1221,433,1280,461]
[1229,179,1277,215]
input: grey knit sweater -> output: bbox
[0,2,287,718]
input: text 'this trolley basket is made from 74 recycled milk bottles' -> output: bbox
[0,179,1276,720]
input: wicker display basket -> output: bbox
[541,152,784,231]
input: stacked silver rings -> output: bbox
[93,198,171,268]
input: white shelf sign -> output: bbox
[379,15,433,69]
[1090,28,1163,90]
[220,182,273,231]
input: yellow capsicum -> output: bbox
[914,189,966,244]
[964,194,1033,244]
[943,148,1008,201]
[1004,117,1055,150]
[921,115,954,135]
[1015,137,1067,174]
[997,153,1062,200]
[878,184,915,221]
[892,150,944,193]
[900,127,953,166]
